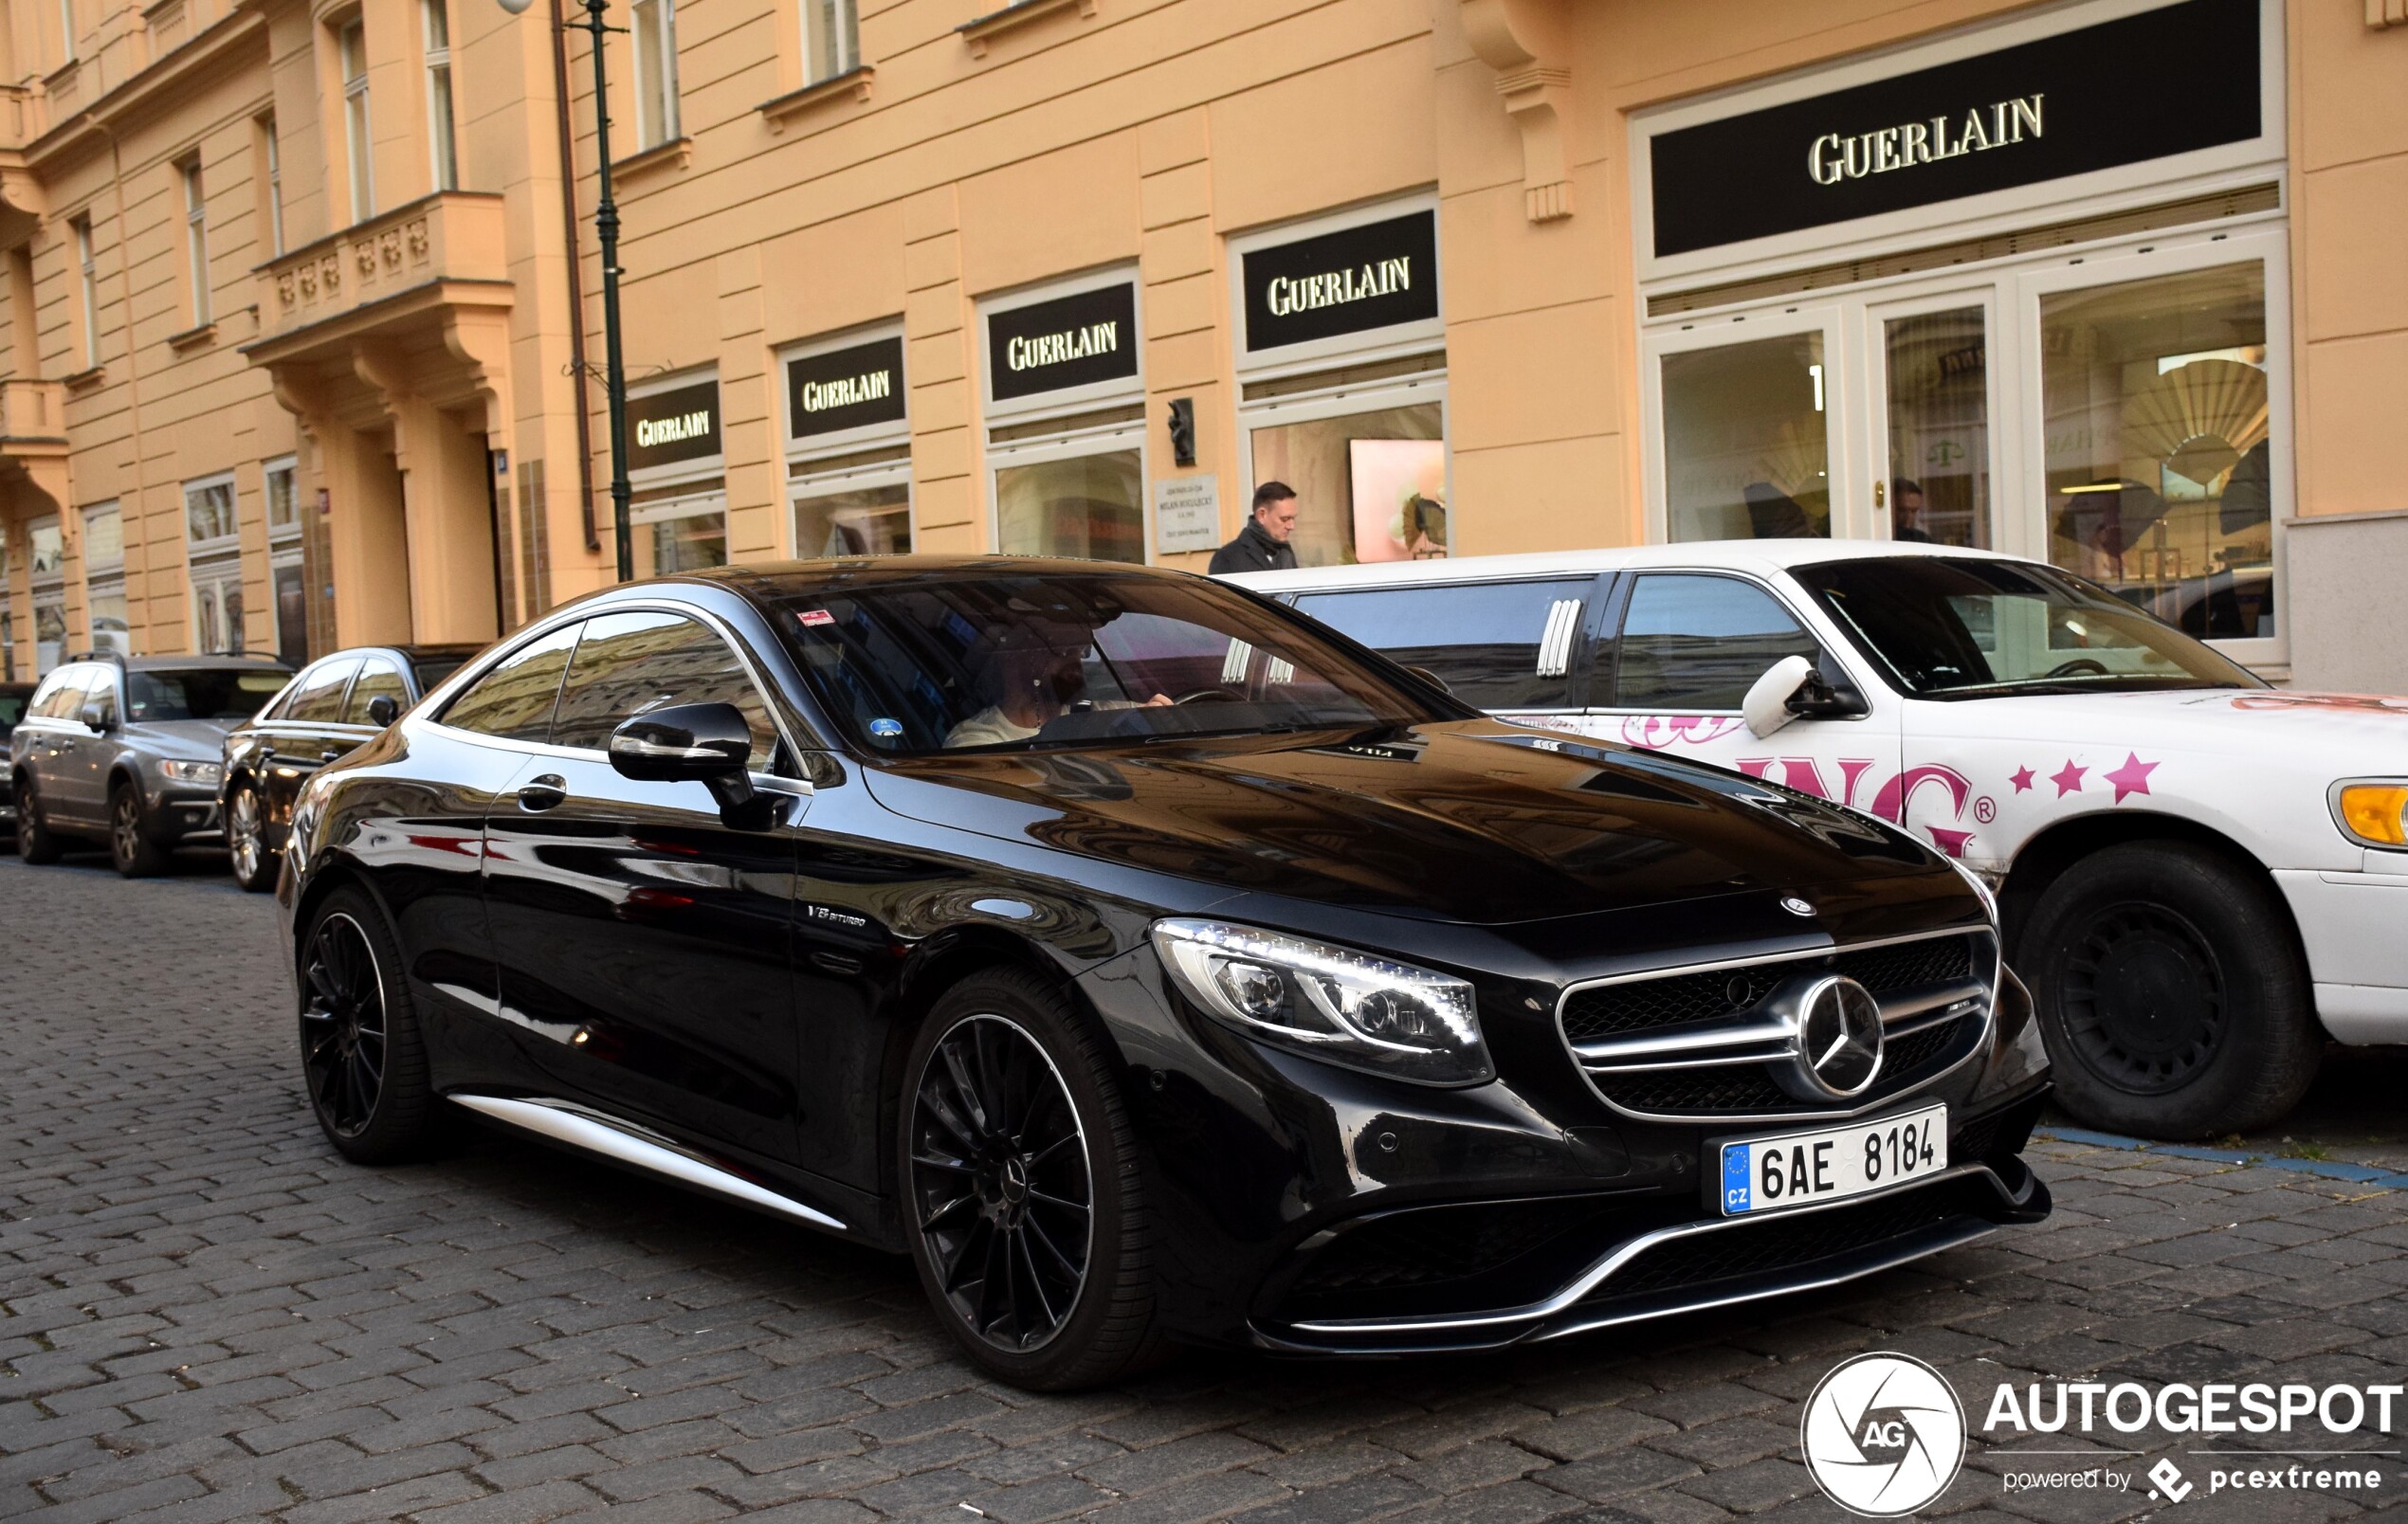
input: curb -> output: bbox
[2034,1126,2408,1190]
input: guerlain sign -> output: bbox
[1242,210,1439,354]
[625,379,722,473]
[788,336,906,441]
[987,282,1140,403]
[1648,0,2261,259]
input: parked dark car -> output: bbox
[278,558,2049,1389]
[221,644,480,892]
[12,653,291,875]
[0,682,33,838]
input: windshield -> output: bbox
[127,668,291,722]
[1791,557,2262,698]
[779,572,1443,753]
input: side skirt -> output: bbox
[449,1093,849,1233]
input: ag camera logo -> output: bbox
[1803,1352,1967,1516]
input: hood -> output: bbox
[1929,687,2408,769]
[127,717,241,758]
[863,721,1955,926]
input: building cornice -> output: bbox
[25,9,269,174]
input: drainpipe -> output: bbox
[98,118,153,653]
[550,0,599,553]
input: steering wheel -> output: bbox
[2043,658,2109,679]
[1172,689,1241,704]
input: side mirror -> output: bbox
[80,700,111,734]
[1403,664,1453,696]
[366,694,400,727]
[609,701,755,809]
[1742,656,1817,739]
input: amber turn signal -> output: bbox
[2335,783,2408,848]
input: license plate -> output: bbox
[1715,1103,1947,1217]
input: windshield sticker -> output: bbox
[797,609,835,628]
[867,717,903,738]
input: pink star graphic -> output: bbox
[2104,752,2159,804]
[2050,760,2088,796]
[2009,766,2035,793]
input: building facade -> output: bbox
[2,0,2402,689]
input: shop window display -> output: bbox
[995,452,1143,565]
[1248,403,1444,567]
[1662,334,1832,542]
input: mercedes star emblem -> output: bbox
[1780,896,1817,917]
[1793,974,1884,1099]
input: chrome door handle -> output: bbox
[517,774,568,812]
[319,749,342,762]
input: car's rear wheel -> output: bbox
[228,782,277,893]
[2022,841,2319,1138]
[109,783,169,879]
[14,777,61,864]
[901,969,1165,1390]
[300,888,440,1164]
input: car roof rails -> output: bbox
[64,648,127,664]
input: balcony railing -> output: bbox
[0,378,65,444]
[254,191,508,346]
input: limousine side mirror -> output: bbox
[1743,655,1870,739]
[610,702,755,810]
[79,700,112,734]
[366,694,400,727]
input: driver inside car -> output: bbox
[942,624,1174,749]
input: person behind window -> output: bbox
[1209,481,1301,574]
[1891,477,1932,542]
[943,624,1169,749]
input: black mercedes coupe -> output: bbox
[277,557,2050,1388]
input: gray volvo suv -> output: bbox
[9,652,290,876]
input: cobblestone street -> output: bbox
[5,854,2406,1523]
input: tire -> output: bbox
[899,968,1166,1390]
[2021,841,2319,1138]
[14,776,61,864]
[298,886,441,1165]
[227,781,278,893]
[109,783,171,879]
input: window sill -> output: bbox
[167,320,217,353]
[612,136,692,188]
[759,66,873,134]
[959,0,1096,58]
[63,365,105,390]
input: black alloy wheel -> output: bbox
[14,776,61,863]
[228,782,277,893]
[911,1014,1093,1352]
[2023,841,2318,1138]
[298,890,439,1163]
[109,785,168,879]
[900,970,1163,1389]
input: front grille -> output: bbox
[1589,1175,1998,1303]
[1560,928,1997,1120]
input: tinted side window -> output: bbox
[442,625,580,742]
[1296,580,1592,710]
[1613,574,1820,712]
[551,611,776,770]
[283,659,359,723]
[343,658,407,724]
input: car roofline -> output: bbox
[1220,538,2026,591]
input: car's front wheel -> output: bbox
[900,969,1165,1390]
[300,888,440,1164]
[227,781,277,893]
[14,776,61,864]
[2022,841,2319,1138]
[109,783,170,879]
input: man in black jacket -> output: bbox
[1208,481,1301,574]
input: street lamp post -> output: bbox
[500,0,634,582]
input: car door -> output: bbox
[1290,576,1606,731]
[21,666,93,824]
[253,657,360,832]
[1591,571,1903,819]
[479,608,804,1166]
[51,663,115,825]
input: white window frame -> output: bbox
[802,0,860,84]
[423,0,458,192]
[57,0,74,64]
[631,0,682,150]
[262,115,285,256]
[339,18,374,224]
[181,157,210,327]
[1225,193,1446,384]
[779,322,912,556]
[71,215,98,370]
[976,268,1149,560]
[264,454,301,544]
[80,500,128,657]
[28,513,64,675]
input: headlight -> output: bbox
[2333,781,2408,849]
[158,759,223,785]
[1945,853,1999,924]
[1149,918,1492,1086]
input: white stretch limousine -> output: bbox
[1229,541,2408,1139]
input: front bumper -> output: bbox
[2274,867,2408,1043]
[1083,936,2052,1352]
[149,787,225,845]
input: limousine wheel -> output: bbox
[901,970,1163,1390]
[2023,841,2318,1139]
[300,889,438,1164]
